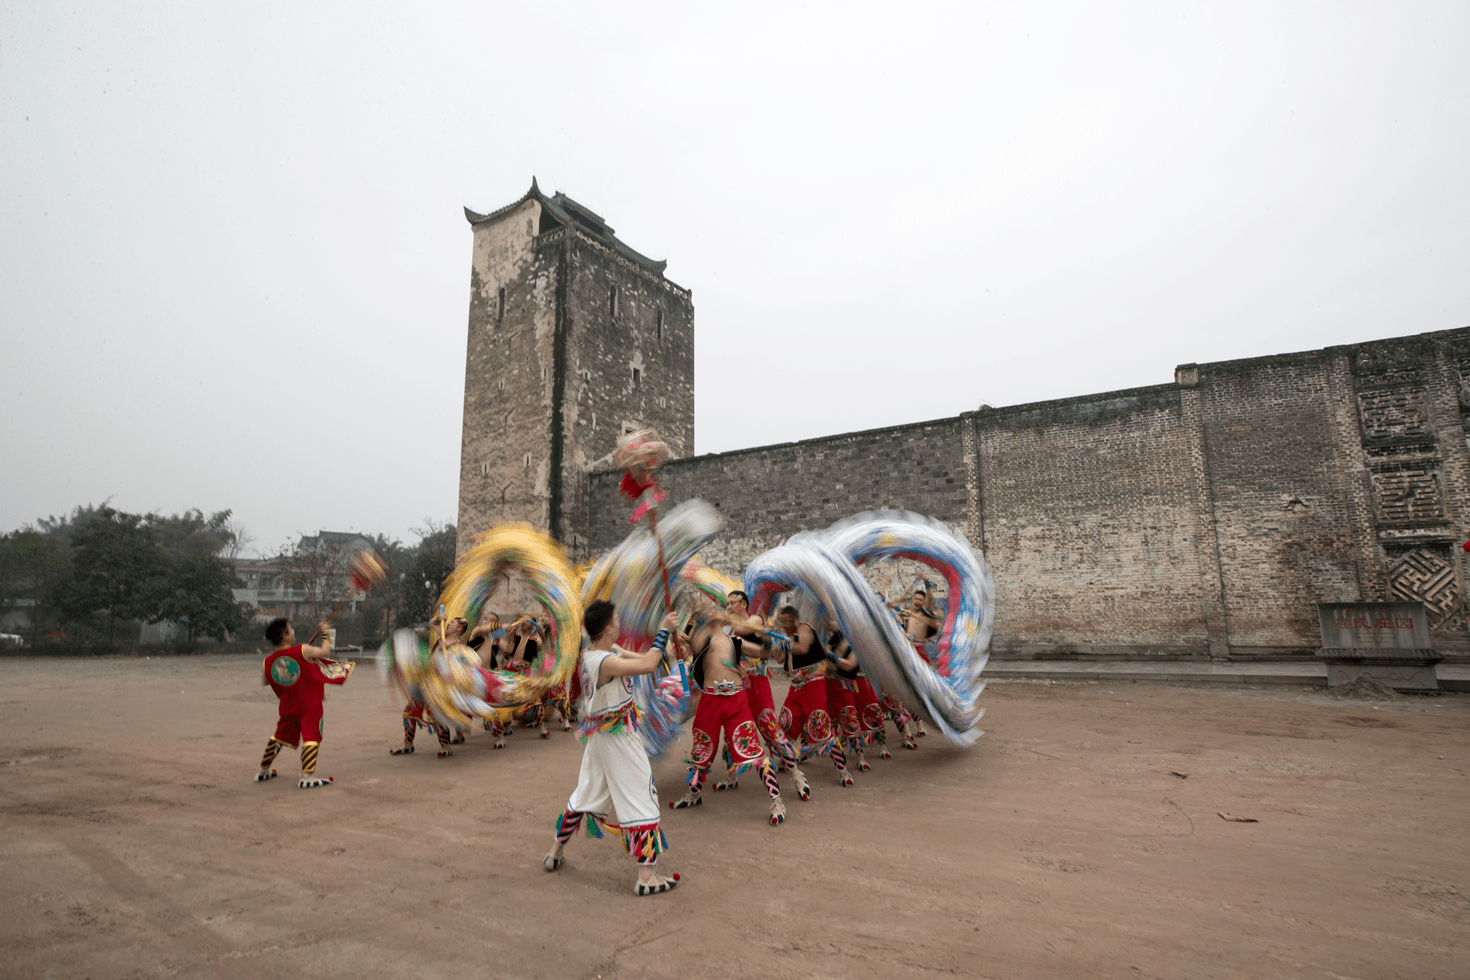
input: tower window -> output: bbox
[632,367,642,386]
[609,285,619,317]
[496,286,506,325]
[655,309,663,340]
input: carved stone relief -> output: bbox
[1370,464,1446,524]
[1388,546,1464,631]
[1358,389,1431,443]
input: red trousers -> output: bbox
[689,688,767,776]
[779,668,836,754]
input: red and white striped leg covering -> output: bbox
[553,808,583,845]
[758,759,780,800]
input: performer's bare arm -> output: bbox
[597,612,679,685]
[789,623,815,657]
[300,622,335,661]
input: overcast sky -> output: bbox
[3,1,1467,555]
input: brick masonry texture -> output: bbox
[455,191,1470,660]
[585,330,1470,660]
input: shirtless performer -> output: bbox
[715,590,806,798]
[774,606,854,788]
[669,601,786,824]
[888,588,940,742]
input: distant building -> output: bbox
[455,179,695,558]
[232,531,376,623]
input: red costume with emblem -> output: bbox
[257,643,352,786]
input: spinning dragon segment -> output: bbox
[380,524,582,731]
[743,511,993,746]
[580,499,723,756]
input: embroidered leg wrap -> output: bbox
[402,716,416,745]
[622,826,668,867]
[554,808,583,845]
[687,765,709,795]
[830,743,847,771]
[300,741,319,775]
[260,738,283,769]
[436,724,451,751]
[759,759,781,801]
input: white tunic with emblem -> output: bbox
[565,646,662,829]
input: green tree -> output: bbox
[400,519,456,626]
[0,530,73,644]
[61,507,169,647]
[152,509,237,559]
[157,552,252,642]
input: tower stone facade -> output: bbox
[456,181,694,557]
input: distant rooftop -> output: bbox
[464,178,669,276]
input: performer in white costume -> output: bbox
[543,600,682,896]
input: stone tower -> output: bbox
[456,180,695,558]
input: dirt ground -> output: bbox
[1,655,1467,980]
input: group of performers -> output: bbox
[250,429,985,898]
[250,581,946,895]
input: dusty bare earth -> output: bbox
[1,655,1467,980]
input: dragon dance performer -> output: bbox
[895,588,940,740]
[391,615,497,758]
[774,606,853,789]
[717,589,806,797]
[826,627,869,772]
[545,602,682,896]
[256,618,352,788]
[669,603,786,825]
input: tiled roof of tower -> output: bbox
[464,178,669,276]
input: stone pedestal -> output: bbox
[1315,601,1442,691]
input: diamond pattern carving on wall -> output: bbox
[1389,547,1461,629]
[1371,465,1446,523]
[1358,389,1431,443]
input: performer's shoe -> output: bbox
[389,745,414,755]
[542,854,563,872]
[903,738,918,751]
[837,770,854,787]
[669,792,702,809]
[858,760,871,772]
[437,748,453,758]
[562,722,573,732]
[916,721,927,737]
[769,798,786,826]
[793,771,812,801]
[254,769,278,783]
[492,739,506,750]
[298,776,333,789]
[539,730,551,739]
[451,732,466,744]
[714,777,738,791]
[635,873,680,896]
[880,748,892,759]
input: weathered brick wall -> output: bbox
[458,199,557,552]
[555,230,693,557]
[589,418,968,571]
[973,385,1215,657]
[582,328,1470,660]
[1193,351,1364,654]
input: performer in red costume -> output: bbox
[669,603,786,825]
[718,590,807,799]
[257,617,353,788]
[773,606,853,790]
[826,626,868,773]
